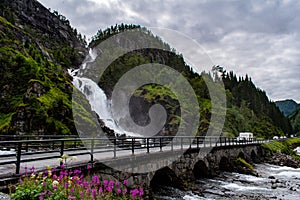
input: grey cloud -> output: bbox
[38,0,300,102]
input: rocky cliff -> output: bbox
[0,0,87,67]
[0,0,88,135]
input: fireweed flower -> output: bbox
[109,180,114,187]
[64,182,69,189]
[103,180,108,187]
[13,165,143,200]
[30,166,35,171]
[117,188,121,194]
[139,187,144,196]
[123,188,128,195]
[106,186,112,192]
[87,164,92,170]
[92,189,97,197]
[130,189,139,198]
[52,185,57,190]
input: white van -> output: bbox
[238,132,253,142]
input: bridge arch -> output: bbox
[150,167,184,190]
[237,152,245,159]
[219,156,232,171]
[193,160,209,179]
[251,150,258,163]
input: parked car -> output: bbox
[273,136,279,140]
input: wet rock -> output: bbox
[204,189,225,196]
[268,176,276,179]
[271,184,277,189]
[267,154,300,168]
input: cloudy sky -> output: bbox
[38,0,300,103]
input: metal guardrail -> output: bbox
[0,136,265,176]
[0,134,79,140]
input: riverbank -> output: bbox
[153,138,300,199]
[262,138,300,168]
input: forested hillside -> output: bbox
[289,107,300,136]
[0,0,293,139]
[90,25,293,139]
[0,0,88,135]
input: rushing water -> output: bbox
[68,49,142,137]
[154,163,300,200]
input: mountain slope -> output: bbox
[289,107,300,136]
[275,99,299,116]
[89,26,292,139]
[0,1,292,139]
[0,0,88,135]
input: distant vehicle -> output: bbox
[273,136,279,140]
[237,132,253,142]
[290,135,294,138]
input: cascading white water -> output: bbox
[68,49,142,137]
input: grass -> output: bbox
[262,138,300,159]
[235,157,254,171]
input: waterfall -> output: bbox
[68,49,141,137]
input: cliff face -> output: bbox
[0,0,88,135]
[0,0,87,67]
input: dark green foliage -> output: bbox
[289,107,300,136]
[0,0,293,140]
[91,24,291,139]
[0,42,75,134]
[222,71,293,138]
[262,138,300,160]
[0,0,88,135]
[90,23,142,47]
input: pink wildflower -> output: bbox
[117,188,121,194]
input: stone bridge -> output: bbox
[90,143,263,190]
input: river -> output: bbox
[154,163,300,200]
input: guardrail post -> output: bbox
[113,138,116,158]
[60,141,64,157]
[90,139,94,162]
[224,137,227,146]
[209,137,212,147]
[25,137,29,152]
[181,137,183,150]
[171,138,174,151]
[147,138,150,153]
[16,142,22,175]
[197,137,199,148]
[59,140,64,166]
[131,138,135,155]
[159,138,163,152]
